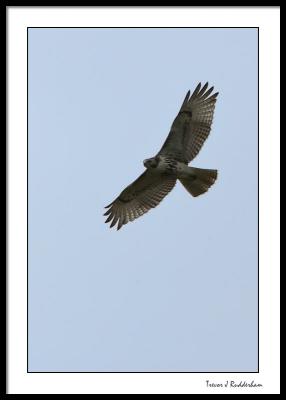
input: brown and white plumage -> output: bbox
[104,82,219,230]
[158,82,218,163]
[104,170,176,230]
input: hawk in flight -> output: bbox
[104,82,218,230]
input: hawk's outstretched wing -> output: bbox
[158,82,218,163]
[104,170,176,230]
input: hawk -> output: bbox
[104,82,219,230]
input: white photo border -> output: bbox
[7,6,280,394]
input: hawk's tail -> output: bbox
[179,167,218,197]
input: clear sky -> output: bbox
[28,27,258,372]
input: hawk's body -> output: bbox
[104,82,219,230]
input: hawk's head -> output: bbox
[143,156,160,169]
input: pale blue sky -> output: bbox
[28,28,258,372]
